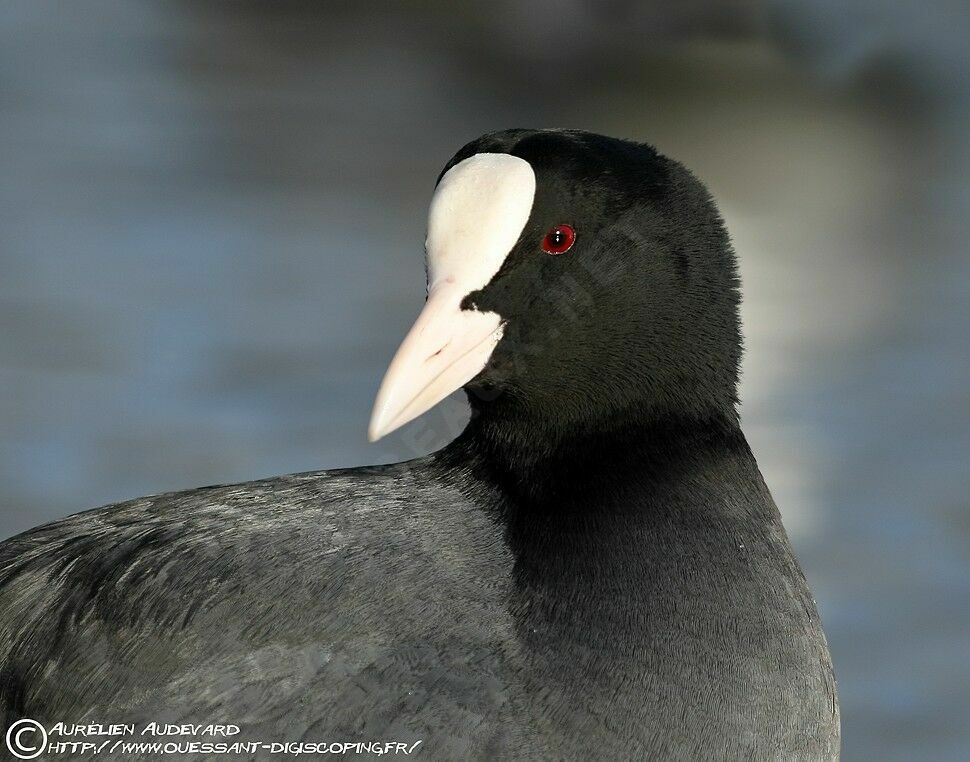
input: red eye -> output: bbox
[541,224,576,255]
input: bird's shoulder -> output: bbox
[0,458,443,606]
[0,457,518,738]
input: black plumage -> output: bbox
[0,130,839,760]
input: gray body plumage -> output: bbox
[0,440,838,761]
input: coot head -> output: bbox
[370,129,742,442]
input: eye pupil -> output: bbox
[541,224,576,255]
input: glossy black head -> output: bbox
[438,129,742,439]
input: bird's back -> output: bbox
[0,459,530,759]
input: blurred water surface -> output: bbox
[1,2,968,759]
